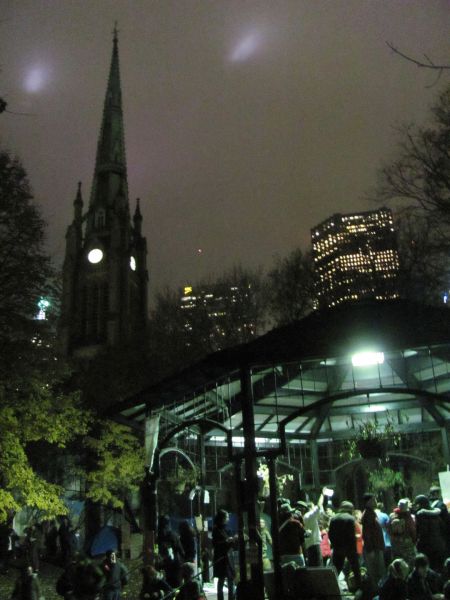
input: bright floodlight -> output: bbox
[352,351,384,367]
[87,248,103,264]
[362,404,386,413]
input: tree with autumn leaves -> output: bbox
[0,148,144,523]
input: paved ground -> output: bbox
[0,559,353,599]
[0,558,220,600]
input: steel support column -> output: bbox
[310,439,320,488]
[240,367,265,600]
[141,470,158,565]
[267,457,283,599]
[234,459,247,581]
[441,427,450,466]
[198,431,207,577]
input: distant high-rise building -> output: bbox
[311,208,400,308]
[59,30,148,358]
[180,283,257,350]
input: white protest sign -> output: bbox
[438,471,450,503]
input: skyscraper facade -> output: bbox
[180,282,257,350]
[59,30,148,357]
[311,208,399,308]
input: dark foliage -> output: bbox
[267,248,316,326]
[0,149,52,377]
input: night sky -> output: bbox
[2,1,450,298]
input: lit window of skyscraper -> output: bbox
[311,208,400,308]
[180,283,257,351]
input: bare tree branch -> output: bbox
[386,42,450,71]
[386,42,450,88]
[372,86,450,249]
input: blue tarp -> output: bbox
[89,525,120,557]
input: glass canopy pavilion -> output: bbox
[115,300,450,599]
[118,300,450,461]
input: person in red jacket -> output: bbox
[354,509,364,563]
[319,514,332,565]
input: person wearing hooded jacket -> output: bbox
[407,553,444,600]
[157,515,184,588]
[362,493,386,593]
[429,486,450,556]
[278,503,306,567]
[101,550,129,600]
[414,495,447,573]
[328,500,362,589]
[378,558,409,600]
[212,509,236,600]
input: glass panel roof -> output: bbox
[118,341,450,444]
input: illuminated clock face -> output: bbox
[130,256,136,271]
[87,248,103,264]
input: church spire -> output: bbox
[73,181,83,222]
[90,23,128,207]
[133,198,142,235]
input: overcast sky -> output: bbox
[2,1,450,298]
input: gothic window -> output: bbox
[95,209,106,229]
[80,286,88,338]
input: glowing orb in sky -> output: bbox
[230,31,261,62]
[24,66,48,93]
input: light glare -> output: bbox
[24,66,48,93]
[230,31,260,62]
[352,351,384,367]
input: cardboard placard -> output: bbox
[438,471,450,503]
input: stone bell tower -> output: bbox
[60,28,148,358]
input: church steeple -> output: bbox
[133,198,142,235]
[90,24,128,210]
[59,28,149,359]
[74,181,83,222]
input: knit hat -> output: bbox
[414,495,430,509]
[339,501,354,513]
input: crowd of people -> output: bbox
[10,549,128,600]
[0,516,79,576]
[10,546,207,600]
[3,483,449,600]
[147,486,450,600]
[274,484,450,600]
[0,510,205,600]
[149,511,235,600]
